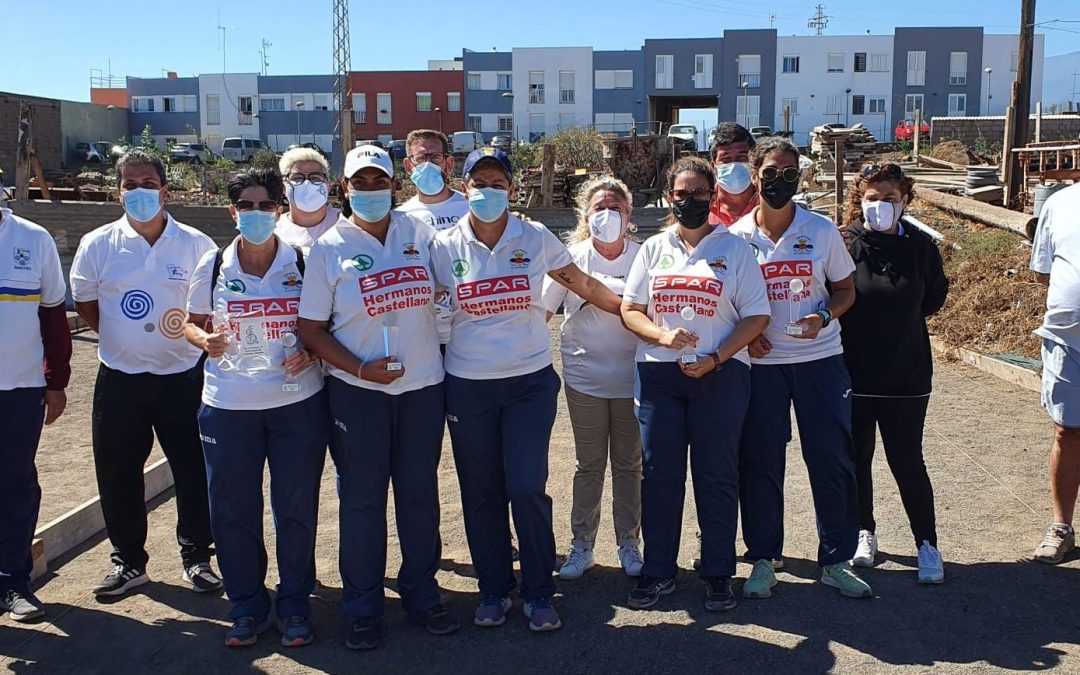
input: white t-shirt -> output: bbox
[275,207,341,257]
[70,214,215,375]
[0,208,66,390]
[299,212,443,394]
[397,192,469,344]
[186,237,323,410]
[542,238,641,398]
[430,213,574,380]
[624,228,770,366]
[728,207,856,365]
[1031,183,1080,350]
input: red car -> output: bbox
[895,118,930,141]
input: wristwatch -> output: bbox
[815,309,833,327]
[711,352,724,372]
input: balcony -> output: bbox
[949,72,967,86]
[560,89,575,104]
[738,73,761,88]
[353,110,367,124]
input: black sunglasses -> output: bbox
[761,166,801,183]
[234,199,279,211]
[861,164,904,180]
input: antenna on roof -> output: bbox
[259,38,272,76]
[807,4,830,36]
[769,13,777,28]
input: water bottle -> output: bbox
[281,332,301,392]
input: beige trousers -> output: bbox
[564,383,642,546]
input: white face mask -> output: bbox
[588,209,624,243]
[287,180,329,213]
[862,200,902,232]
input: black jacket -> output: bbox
[840,218,949,396]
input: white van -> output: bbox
[450,131,484,154]
[221,137,265,163]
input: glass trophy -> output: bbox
[280,332,302,392]
[211,309,238,371]
[383,313,403,372]
[678,305,698,364]
[235,311,273,372]
[785,278,806,336]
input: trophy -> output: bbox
[235,311,273,372]
[211,309,238,371]
[280,332,302,392]
[678,305,698,364]
[785,278,806,336]
[383,313,403,372]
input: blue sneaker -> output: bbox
[224,615,272,648]
[474,595,512,627]
[278,616,314,647]
[523,597,562,632]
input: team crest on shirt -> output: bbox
[281,272,303,291]
[166,263,188,281]
[451,259,470,278]
[12,247,31,270]
[708,256,728,272]
[658,254,674,269]
[402,242,421,259]
[509,249,531,268]
[793,236,814,254]
[352,254,374,271]
[225,279,247,293]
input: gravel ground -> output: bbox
[2,323,1075,674]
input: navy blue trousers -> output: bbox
[0,388,45,593]
[328,377,445,621]
[739,355,859,567]
[446,366,560,602]
[636,361,748,580]
[198,391,328,620]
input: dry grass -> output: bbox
[930,140,972,165]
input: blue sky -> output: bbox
[6,0,1079,102]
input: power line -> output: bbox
[808,4,830,35]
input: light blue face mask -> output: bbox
[349,189,392,222]
[411,162,446,196]
[122,187,163,223]
[468,188,509,223]
[236,210,277,245]
[715,161,753,195]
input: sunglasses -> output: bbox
[671,187,714,202]
[761,166,801,183]
[861,164,904,180]
[234,199,279,211]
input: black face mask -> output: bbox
[759,177,800,210]
[672,198,711,229]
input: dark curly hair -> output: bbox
[844,162,916,226]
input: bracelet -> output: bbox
[711,352,724,371]
[816,309,833,327]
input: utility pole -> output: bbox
[332,0,354,171]
[769,12,777,28]
[259,39,272,76]
[1005,0,1035,210]
[807,4,829,36]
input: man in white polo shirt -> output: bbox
[0,206,71,621]
[1030,182,1080,564]
[275,146,340,256]
[70,149,221,598]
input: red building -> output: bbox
[349,70,464,142]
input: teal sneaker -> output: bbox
[742,559,777,599]
[821,562,873,598]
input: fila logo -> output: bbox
[652,275,723,297]
[359,265,430,293]
[227,298,299,316]
[457,274,530,300]
[761,260,813,280]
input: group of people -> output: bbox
[1,121,1074,652]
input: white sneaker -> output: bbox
[852,530,877,567]
[917,541,944,584]
[617,543,644,577]
[558,545,594,580]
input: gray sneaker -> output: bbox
[1034,523,1075,564]
[2,589,45,622]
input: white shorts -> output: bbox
[1042,339,1080,428]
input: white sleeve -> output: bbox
[822,225,856,281]
[622,243,652,306]
[731,241,772,318]
[185,248,218,315]
[38,234,67,307]
[298,241,336,321]
[540,273,569,313]
[69,235,100,302]
[541,227,574,272]
[1030,200,1055,274]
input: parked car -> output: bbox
[666,124,698,152]
[750,126,773,140]
[387,139,407,161]
[895,118,930,142]
[450,131,484,154]
[73,141,113,165]
[491,135,513,153]
[286,142,329,160]
[170,143,215,165]
[221,137,265,163]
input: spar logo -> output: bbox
[451,259,470,278]
[352,254,374,271]
[457,274,530,300]
[652,275,724,297]
[761,260,813,280]
[226,298,300,317]
[359,265,430,293]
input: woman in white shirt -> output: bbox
[541,176,644,581]
[274,147,340,256]
[184,168,325,649]
[621,156,771,612]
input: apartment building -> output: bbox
[461,50,513,141]
[348,70,464,143]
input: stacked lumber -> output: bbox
[520,167,605,208]
[811,124,879,173]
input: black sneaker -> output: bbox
[627,575,675,609]
[2,589,45,622]
[345,618,384,651]
[93,563,149,597]
[409,604,461,636]
[704,577,737,612]
[183,562,223,593]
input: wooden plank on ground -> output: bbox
[930,337,1040,393]
[966,185,1004,203]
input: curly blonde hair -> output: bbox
[566,175,635,244]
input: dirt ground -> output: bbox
[2,323,1075,674]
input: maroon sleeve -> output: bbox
[38,303,73,390]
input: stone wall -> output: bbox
[931,115,1080,148]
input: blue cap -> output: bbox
[462,147,513,178]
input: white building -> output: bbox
[981,34,1045,117]
[511,47,594,141]
[197,73,260,153]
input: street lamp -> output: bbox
[984,67,993,115]
[845,88,852,126]
[501,91,515,140]
[434,106,443,132]
[740,82,749,128]
[294,100,304,144]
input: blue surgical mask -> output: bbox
[468,188,509,223]
[122,187,163,223]
[236,210,277,245]
[411,162,446,196]
[715,162,752,195]
[349,189,392,222]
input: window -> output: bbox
[467,73,482,90]
[352,93,366,124]
[595,70,615,89]
[736,54,757,88]
[782,55,800,74]
[948,93,967,116]
[826,94,844,116]
[260,96,286,112]
[163,96,177,112]
[735,95,760,128]
[851,95,865,115]
[827,53,845,73]
[1010,52,1018,71]
[416,92,432,112]
[559,71,575,104]
[868,97,886,114]
[132,97,154,112]
[529,113,545,142]
[870,53,888,72]
[905,93,925,116]
[950,52,968,85]
[781,97,798,115]
[529,71,545,104]
[468,115,482,132]
[498,115,513,133]
[854,53,867,73]
[206,95,220,125]
[238,96,253,124]
[696,54,715,88]
[497,72,512,90]
[655,54,673,89]
[183,95,197,112]
[614,69,633,89]
[313,94,331,111]
[376,93,392,125]
[906,51,926,86]
[447,92,461,112]
[559,112,576,129]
